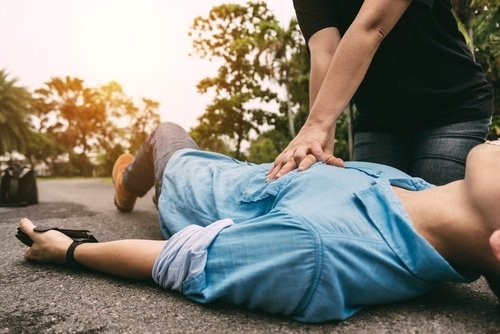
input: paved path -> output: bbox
[0,179,498,333]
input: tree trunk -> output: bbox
[45,158,55,177]
[27,156,35,170]
[235,135,242,160]
[286,94,296,138]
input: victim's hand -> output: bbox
[266,124,344,181]
[19,218,72,264]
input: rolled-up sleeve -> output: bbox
[152,219,234,291]
[293,0,339,43]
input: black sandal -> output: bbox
[15,226,98,247]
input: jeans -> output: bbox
[352,117,492,185]
[122,122,199,202]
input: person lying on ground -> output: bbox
[18,122,500,323]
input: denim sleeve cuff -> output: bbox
[152,218,234,291]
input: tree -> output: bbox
[96,83,161,175]
[22,131,62,173]
[253,18,309,138]
[189,1,355,163]
[243,16,317,162]
[33,77,107,176]
[128,98,161,153]
[92,81,131,176]
[32,77,162,176]
[247,136,278,163]
[0,70,32,155]
[189,1,282,159]
[190,121,232,156]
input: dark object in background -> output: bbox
[0,163,38,207]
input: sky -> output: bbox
[0,0,297,130]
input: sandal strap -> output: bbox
[16,226,99,247]
[34,226,98,242]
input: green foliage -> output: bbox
[32,77,106,176]
[129,98,161,153]
[189,121,232,156]
[94,86,161,176]
[473,3,500,139]
[247,130,287,163]
[261,19,310,137]
[190,1,299,159]
[491,113,500,139]
[29,77,161,176]
[247,137,277,163]
[0,70,31,155]
[190,1,314,160]
[453,0,499,139]
[333,112,351,161]
[95,143,126,177]
[23,131,62,173]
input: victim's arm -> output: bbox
[20,218,166,280]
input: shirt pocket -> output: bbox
[238,170,295,203]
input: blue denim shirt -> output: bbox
[153,149,476,323]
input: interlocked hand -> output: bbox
[266,124,344,181]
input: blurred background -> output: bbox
[0,0,498,177]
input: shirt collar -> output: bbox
[389,177,433,191]
[354,180,477,283]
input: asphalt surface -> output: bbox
[0,179,499,333]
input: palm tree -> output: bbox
[0,70,32,155]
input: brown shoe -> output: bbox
[112,154,137,212]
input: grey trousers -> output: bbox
[122,122,199,202]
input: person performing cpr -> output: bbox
[268,0,493,186]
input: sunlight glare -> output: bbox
[76,1,169,82]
